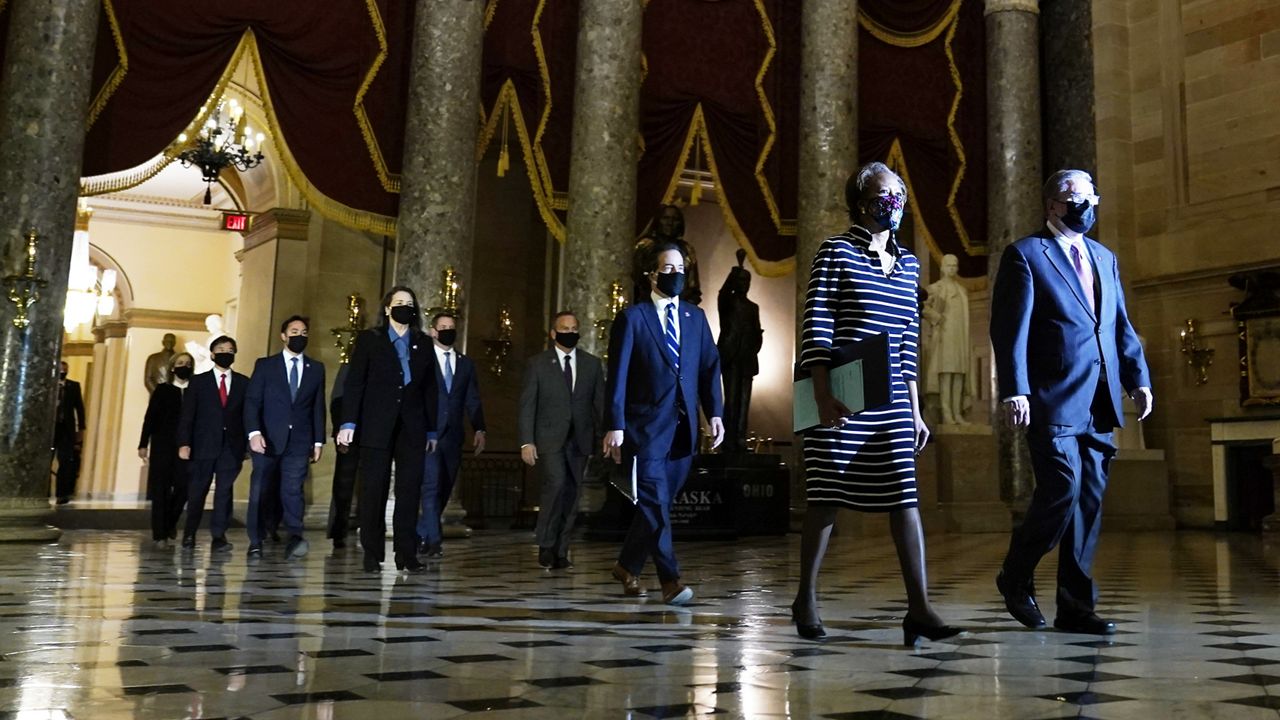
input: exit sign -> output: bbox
[221,212,250,232]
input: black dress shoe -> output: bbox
[902,615,965,645]
[395,555,424,572]
[1054,613,1116,635]
[425,543,443,559]
[537,547,555,569]
[181,534,196,550]
[552,556,573,569]
[363,555,381,573]
[416,539,430,557]
[211,537,233,553]
[247,544,263,558]
[790,601,826,640]
[996,571,1046,628]
[332,536,346,550]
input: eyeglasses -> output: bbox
[1053,192,1100,206]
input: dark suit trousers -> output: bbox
[248,438,311,544]
[618,410,694,582]
[147,451,188,540]
[416,441,462,544]
[327,445,360,540]
[1003,381,1118,617]
[534,444,588,556]
[358,420,425,562]
[185,445,242,539]
[53,431,80,499]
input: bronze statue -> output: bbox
[143,333,177,393]
[717,249,763,454]
[633,204,702,305]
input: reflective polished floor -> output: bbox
[2,529,1280,719]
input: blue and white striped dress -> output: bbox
[800,226,921,511]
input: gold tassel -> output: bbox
[497,99,510,177]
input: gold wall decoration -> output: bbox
[5,230,48,330]
[1179,318,1214,386]
[483,304,514,377]
[331,293,366,364]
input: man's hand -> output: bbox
[137,447,149,463]
[913,414,930,455]
[178,446,191,460]
[311,445,323,463]
[520,444,538,467]
[817,392,853,428]
[426,438,438,454]
[708,417,725,449]
[603,430,624,463]
[1131,386,1154,421]
[249,435,267,454]
[474,430,486,456]
[1003,396,1030,428]
[336,428,354,447]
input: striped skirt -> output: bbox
[802,398,918,511]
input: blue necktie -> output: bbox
[664,303,680,370]
[443,351,454,393]
[289,357,300,401]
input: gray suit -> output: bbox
[518,347,605,556]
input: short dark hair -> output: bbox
[431,311,456,328]
[381,285,421,328]
[209,335,237,353]
[280,315,309,334]
[647,241,687,273]
[551,310,577,327]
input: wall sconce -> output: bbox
[483,304,513,377]
[1179,318,1214,385]
[5,229,48,330]
[330,292,365,365]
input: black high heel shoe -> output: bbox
[902,615,964,646]
[395,555,424,572]
[790,600,826,640]
[363,554,381,573]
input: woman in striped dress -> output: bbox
[791,162,959,644]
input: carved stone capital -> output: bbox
[985,0,1039,15]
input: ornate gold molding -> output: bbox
[242,208,312,251]
[985,0,1039,15]
[62,341,96,357]
[122,308,213,332]
[94,320,130,340]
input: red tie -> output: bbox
[219,373,228,408]
[1070,243,1096,315]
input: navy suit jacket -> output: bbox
[606,300,724,459]
[177,368,249,460]
[244,353,327,454]
[990,229,1151,434]
[434,349,485,451]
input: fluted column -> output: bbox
[562,0,644,357]
[986,0,1042,512]
[395,0,485,322]
[796,0,859,339]
[0,0,101,541]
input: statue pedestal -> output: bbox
[1103,448,1175,530]
[929,424,1011,534]
[0,499,61,543]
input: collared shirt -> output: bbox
[389,324,411,384]
[1046,221,1093,276]
[556,346,577,392]
[214,368,233,394]
[651,291,681,343]
[282,348,305,385]
[434,343,459,390]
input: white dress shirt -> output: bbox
[434,344,457,386]
[282,348,305,384]
[1046,222,1093,276]
[651,291,681,343]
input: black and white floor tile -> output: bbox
[1,529,1279,718]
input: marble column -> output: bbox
[395,0,485,324]
[986,0,1042,512]
[793,0,859,520]
[0,0,101,541]
[561,0,644,357]
[1040,0,1096,176]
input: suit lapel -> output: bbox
[1087,239,1108,318]
[1039,236,1094,317]
[678,305,694,368]
[640,304,676,370]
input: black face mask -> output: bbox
[213,352,236,369]
[389,305,417,326]
[1059,201,1096,234]
[172,366,193,381]
[59,371,68,380]
[286,335,308,354]
[655,271,686,298]
[435,328,458,347]
[555,331,580,349]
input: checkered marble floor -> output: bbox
[2,529,1280,719]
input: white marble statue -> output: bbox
[185,314,225,375]
[923,254,971,425]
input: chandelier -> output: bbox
[176,98,265,204]
[64,203,117,332]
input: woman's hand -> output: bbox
[817,392,852,428]
[913,413,930,455]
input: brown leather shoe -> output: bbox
[660,578,694,605]
[611,563,644,596]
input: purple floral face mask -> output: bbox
[867,193,905,232]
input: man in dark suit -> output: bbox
[990,169,1153,636]
[519,311,605,569]
[605,242,725,605]
[53,361,86,504]
[178,335,249,552]
[326,363,359,550]
[416,311,486,558]
[244,316,327,560]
